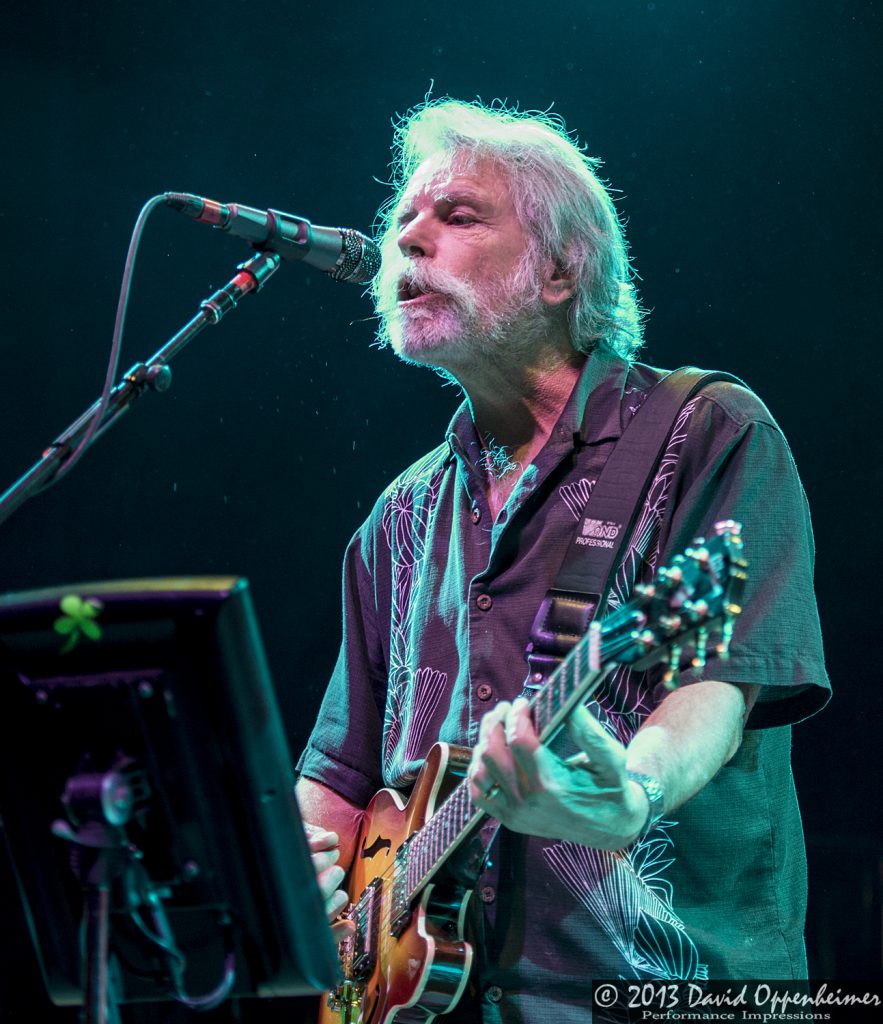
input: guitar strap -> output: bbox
[463,361,745,887]
[524,362,744,681]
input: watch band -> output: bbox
[627,770,665,839]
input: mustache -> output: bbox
[375,261,478,317]
[399,264,458,296]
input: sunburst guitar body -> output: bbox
[318,522,748,1024]
[319,743,476,1023]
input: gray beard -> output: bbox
[374,254,546,368]
[382,284,549,372]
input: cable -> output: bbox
[46,194,167,488]
[124,863,236,1011]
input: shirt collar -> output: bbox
[563,347,631,448]
[445,348,632,469]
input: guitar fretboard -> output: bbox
[402,623,608,901]
[387,529,738,934]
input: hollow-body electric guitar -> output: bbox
[320,521,747,1024]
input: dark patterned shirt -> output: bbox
[298,352,830,1020]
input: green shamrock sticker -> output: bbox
[53,595,104,654]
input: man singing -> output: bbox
[296,99,829,1020]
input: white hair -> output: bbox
[372,98,645,362]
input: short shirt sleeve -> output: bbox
[657,383,830,727]
[296,517,388,807]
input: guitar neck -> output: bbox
[401,623,610,903]
[395,525,742,920]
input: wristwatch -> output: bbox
[627,770,665,839]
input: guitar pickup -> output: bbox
[351,877,382,978]
[390,844,413,937]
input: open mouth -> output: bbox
[398,279,437,304]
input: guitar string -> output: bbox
[350,552,727,917]
[356,624,612,910]
[340,543,732,991]
[352,625,663,912]
[361,622,601,903]
[351,629,587,911]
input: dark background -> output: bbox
[0,1,879,1020]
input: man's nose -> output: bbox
[397,214,436,259]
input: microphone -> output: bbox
[164,192,381,284]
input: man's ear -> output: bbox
[540,259,577,306]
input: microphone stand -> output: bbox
[0,251,281,527]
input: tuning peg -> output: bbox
[714,519,742,538]
[683,598,710,622]
[685,544,711,567]
[636,628,657,653]
[656,563,684,590]
[691,627,708,670]
[715,617,735,659]
[663,643,682,691]
[658,613,683,636]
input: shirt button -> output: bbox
[480,885,496,903]
[476,593,493,611]
[476,683,494,702]
[485,985,504,1004]
[470,503,481,524]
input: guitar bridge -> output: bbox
[326,978,363,1014]
[327,878,383,1011]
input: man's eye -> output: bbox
[448,213,476,225]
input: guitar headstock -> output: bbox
[599,520,747,688]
